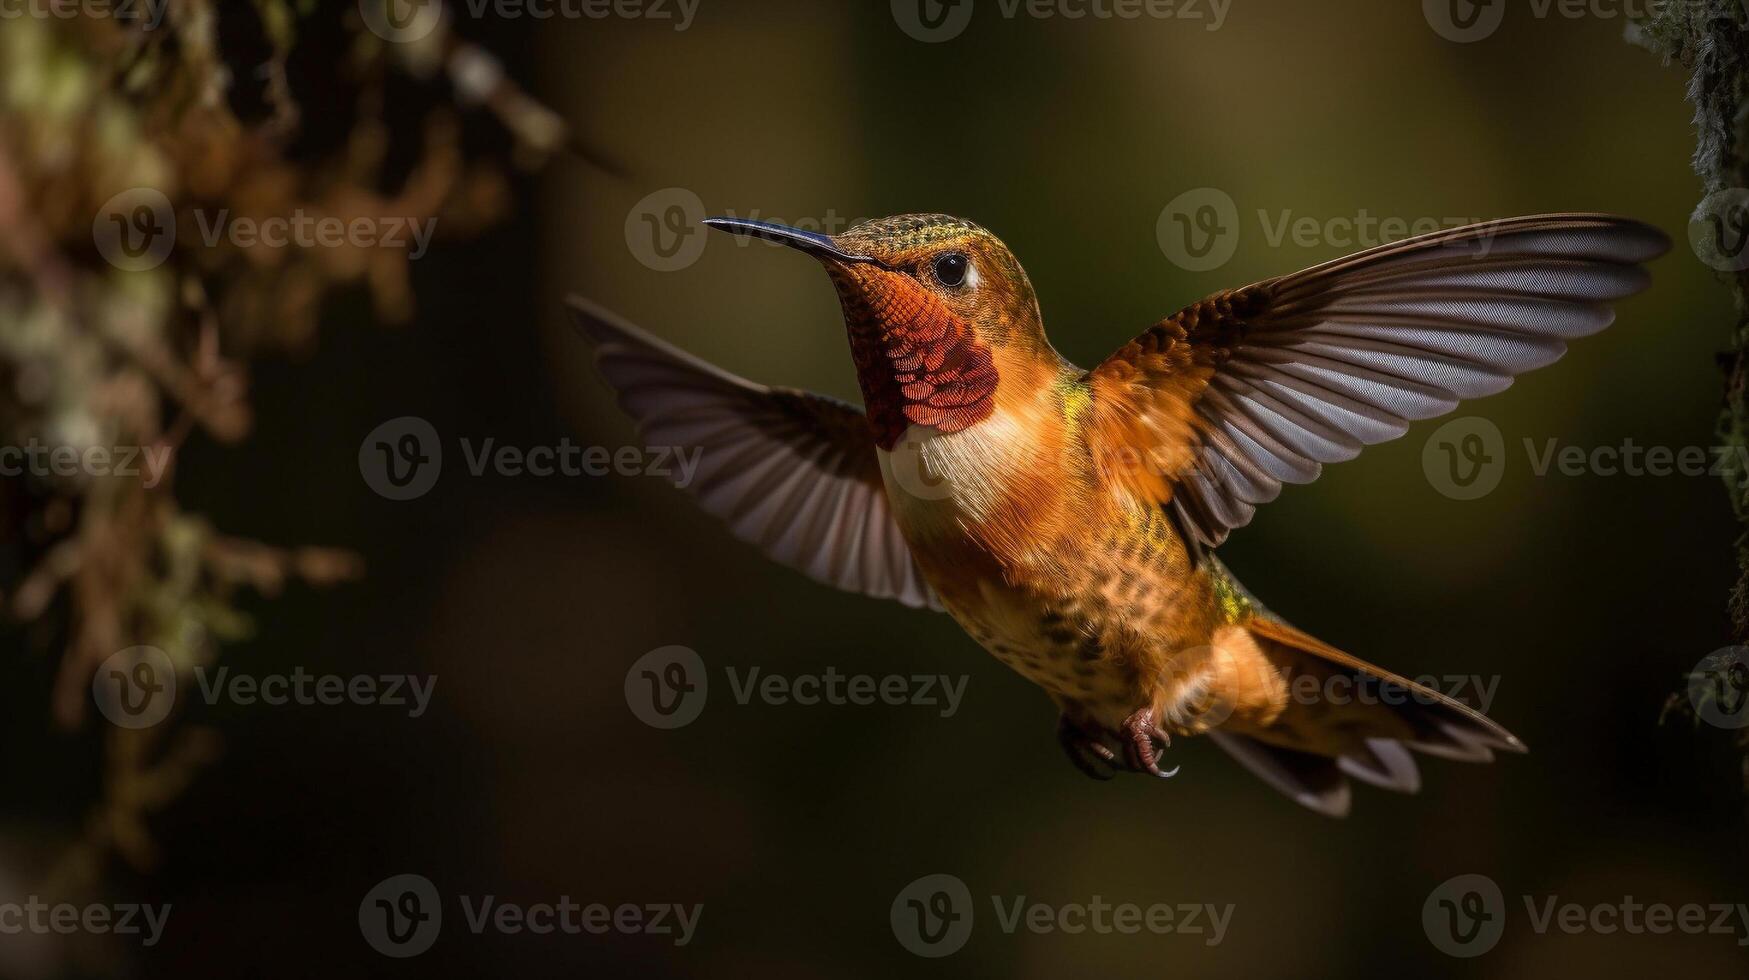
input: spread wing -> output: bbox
[567,297,941,610]
[1084,214,1670,548]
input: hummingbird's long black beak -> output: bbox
[702,217,879,264]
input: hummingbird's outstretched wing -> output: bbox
[1083,214,1670,548]
[567,298,942,610]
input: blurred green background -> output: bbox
[10,0,1749,976]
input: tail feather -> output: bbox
[1405,719,1506,764]
[1214,614,1523,817]
[1208,732,1353,818]
[1338,738,1422,794]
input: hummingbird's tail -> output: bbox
[1209,616,1524,818]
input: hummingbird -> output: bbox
[570,211,1667,816]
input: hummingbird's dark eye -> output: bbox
[933,252,969,288]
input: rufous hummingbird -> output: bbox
[570,211,1667,815]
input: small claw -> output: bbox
[1150,725,1180,777]
[1122,709,1180,779]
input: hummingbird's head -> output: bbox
[704,213,1057,449]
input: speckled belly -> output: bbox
[938,578,1141,714]
[879,424,1223,731]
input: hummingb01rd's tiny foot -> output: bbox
[569,211,1668,817]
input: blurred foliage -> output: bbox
[0,0,559,923]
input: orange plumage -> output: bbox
[571,210,1669,815]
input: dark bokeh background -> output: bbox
[12,1,1749,976]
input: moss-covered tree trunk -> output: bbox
[1632,4,1749,789]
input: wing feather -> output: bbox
[1086,213,1669,547]
[568,297,942,610]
